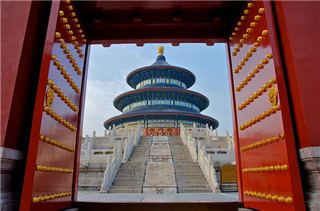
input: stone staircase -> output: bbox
[169,136,212,193]
[108,136,212,193]
[108,137,151,193]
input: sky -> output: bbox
[82,43,234,137]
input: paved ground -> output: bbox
[77,191,239,202]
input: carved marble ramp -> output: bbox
[143,136,177,194]
[108,137,151,193]
[170,136,213,193]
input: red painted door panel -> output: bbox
[227,1,305,211]
[20,1,88,211]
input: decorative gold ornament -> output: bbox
[66,5,73,10]
[259,8,265,14]
[253,42,261,47]
[254,15,262,21]
[157,46,164,55]
[46,88,55,108]
[249,48,257,53]
[266,53,273,59]
[60,18,68,23]
[59,10,64,16]
[51,55,57,60]
[246,28,253,33]
[250,22,257,27]
[243,34,250,39]
[64,25,70,31]
[247,3,254,8]
[262,30,269,36]
[55,32,61,38]
[268,86,278,106]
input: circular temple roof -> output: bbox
[113,87,210,112]
[126,55,196,89]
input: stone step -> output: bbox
[119,165,145,168]
[176,177,207,181]
[176,181,208,185]
[119,166,144,170]
[112,181,143,186]
[173,158,193,160]
[117,171,144,176]
[176,173,207,177]
[175,160,195,165]
[129,155,148,157]
[176,170,204,174]
[114,174,144,179]
[175,166,202,169]
[108,189,142,193]
[175,163,200,168]
[118,171,144,176]
[178,184,210,188]
[175,165,201,168]
[110,185,142,190]
[178,188,212,193]
[128,159,147,161]
[113,178,144,182]
[117,168,144,171]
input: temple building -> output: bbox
[104,46,219,136]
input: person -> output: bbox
[159,130,162,136]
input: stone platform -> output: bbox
[77,191,239,202]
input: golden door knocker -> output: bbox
[46,88,55,108]
[268,86,278,106]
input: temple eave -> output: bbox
[104,112,219,129]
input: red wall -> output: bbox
[1,1,51,150]
[1,1,32,146]
[273,2,320,148]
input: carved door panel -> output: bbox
[20,1,88,211]
[227,1,305,211]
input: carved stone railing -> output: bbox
[98,125,142,193]
[81,125,142,164]
[99,142,123,193]
[198,142,220,192]
[180,123,235,192]
[122,126,142,162]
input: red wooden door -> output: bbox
[20,1,89,210]
[227,1,305,211]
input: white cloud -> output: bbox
[82,79,130,136]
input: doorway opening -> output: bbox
[77,43,238,202]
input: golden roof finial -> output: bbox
[158,46,164,55]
